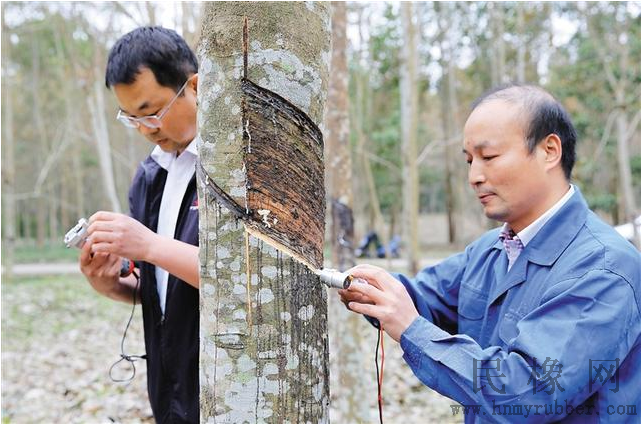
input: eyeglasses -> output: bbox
[116,75,195,129]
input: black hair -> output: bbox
[105,26,198,93]
[471,84,577,180]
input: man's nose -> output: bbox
[137,124,157,137]
[468,160,486,186]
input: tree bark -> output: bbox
[400,3,420,274]
[198,3,331,422]
[324,3,372,423]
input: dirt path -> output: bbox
[2,263,80,276]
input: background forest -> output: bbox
[1,2,640,424]
[2,2,640,267]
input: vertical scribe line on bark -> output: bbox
[245,229,253,335]
[243,16,248,80]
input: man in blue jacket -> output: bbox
[78,27,200,423]
[340,85,641,423]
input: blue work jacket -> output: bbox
[396,187,641,423]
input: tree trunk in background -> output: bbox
[326,2,354,273]
[616,105,639,248]
[54,22,71,230]
[61,15,86,220]
[489,2,507,86]
[516,4,526,83]
[2,11,16,278]
[586,5,639,248]
[355,6,387,247]
[73,149,85,219]
[435,2,457,244]
[400,3,419,274]
[181,2,192,44]
[181,2,202,48]
[613,27,639,249]
[48,180,60,239]
[31,37,47,247]
[24,206,33,241]
[88,59,122,213]
[324,3,372,423]
[198,3,331,422]
[496,5,507,84]
[61,167,70,231]
[446,7,475,239]
[145,2,156,27]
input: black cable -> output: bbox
[375,328,383,424]
[109,270,146,383]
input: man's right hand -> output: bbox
[79,237,122,297]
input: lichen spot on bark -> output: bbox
[297,305,315,321]
[245,40,322,113]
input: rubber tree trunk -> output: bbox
[324,2,372,423]
[400,3,420,275]
[197,3,331,422]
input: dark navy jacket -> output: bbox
[128,155,199,423]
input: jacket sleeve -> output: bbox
[399,268,641,423]
[394,248,468,334]
[362,248,468,332]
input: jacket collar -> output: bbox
[524,185,589,266]
[487,186,589,306]
[150,137,200,171]
[489,186,589,264]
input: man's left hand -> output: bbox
[339,264,419,342]
[87,211,157,262]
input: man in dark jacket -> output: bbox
[79,27,200,423]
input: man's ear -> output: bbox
[541,133,562,171]
[189,73,198,94]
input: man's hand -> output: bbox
[79,236,122,294]
[87,211,157,261]
[338,264,419,342]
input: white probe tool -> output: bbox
[318,268,367,289]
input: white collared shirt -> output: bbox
[151,137,199,315]
[501,184,575,270]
